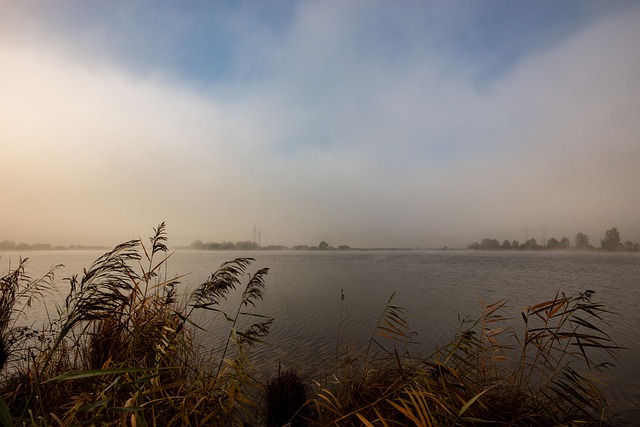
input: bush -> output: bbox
[265,368,310,426]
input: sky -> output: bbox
[1,0,639,249]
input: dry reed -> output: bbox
[0,224,625,426]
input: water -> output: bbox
[2,249,639,419]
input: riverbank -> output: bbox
[0,225,633,425]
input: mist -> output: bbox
[1,1,639,248]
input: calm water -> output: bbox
[3,249,639,419]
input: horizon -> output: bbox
[2,1,640,249]
[1,224,634,251]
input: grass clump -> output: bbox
[264,367,310,426]
[0,223,272,426]
[323,293,622,426]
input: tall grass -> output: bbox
[0,257,58,374]
[0,223,272,426]
[341,292,622,426]
[0,225,625,426]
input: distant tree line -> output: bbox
[293,241,351,251]
[190,240,261,251]
[468,227,639,251]
[190,239,353,251]
[0,240,107,251]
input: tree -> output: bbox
[318,241,329,250]
[560,237,570,249]
[547,238,561,249]
[575,232,590,249]
[601,227,621,251]
[523,238,539,250]
[501,240,512,249]
[481,238,500,250]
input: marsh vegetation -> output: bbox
[0,224,626,425]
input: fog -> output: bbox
[1,1,639,248]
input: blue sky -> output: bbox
[1,1,639,248]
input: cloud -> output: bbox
[478,7,640,234]
[0,40,248,244]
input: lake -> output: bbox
[2,249,639,420]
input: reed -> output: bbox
[308,292,416,426]
[0,223,272,426]
[351,291,622,426]
[264,367,309,426]
[0,257,58,373]
[0,225,625,426]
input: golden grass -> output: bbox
[0,223,271,426]
[0,224,624,426]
